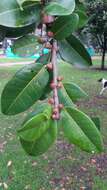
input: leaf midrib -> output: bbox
[46,2,74,14]
[60,40,88,65]
[0,2,38,27]
[6,66,46,113]
[65,109,101,151]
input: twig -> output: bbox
[51,40,60,120]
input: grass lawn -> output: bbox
[0,61,107,190]
[0,56,105,64]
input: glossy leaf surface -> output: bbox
[77,10,88,28]
[58,85,75,108]
[0,0,41,27]
[44,0,75,16]
[36,52,51,64]
[59,34,92,67]
[12,34,42,57]
[5,24,36,38]
[61,107,103,153]
[20,120,57,156]
[17,0,40,9]
[51,13,79,40]
[64,82,88,102]
[18,105,52,141]
[1,63,49,115]
[91,117,100,131]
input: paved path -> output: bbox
[0,61,33,67]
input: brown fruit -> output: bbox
[53,108,59,114]
[57,76,64,81]
[52,114,56,120]
[46,63,53,70]
[48,98,54,105]
[50,82,56,89]
[91,159,96,164]
[47,31,54,38]
[42,15,54,24]
[59,104,64,110]
[57,82,63,88]
[52,114,60,120]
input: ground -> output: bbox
[0,58,107,190]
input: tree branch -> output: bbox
[51,40,60,120]
[95,34,103,49]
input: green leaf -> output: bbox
[20,120,57,156]
[23,101,50,123]
[1,63,49,115]
[63,82,88,102]
[5,24,36,38]
[36,53,52,100]
[75,1,88,29]
[0,0,41,28]
[44,0,75,16]
[51,13,79,40]
[40,70,53,100]
[75,0,86,12]
[76,10,88,28]
[36,52,51,64]
[61,107,103,153]
[18,105,52,141]
[0,26,6,41]
[17,0,40,10]
[12,34,42,57]
[91,117,100,131]
[58,85,75,108]
[59,34,92,67]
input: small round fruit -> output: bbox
[59,104,64,110]
[52,114,57,120]
[57,76,64,81]
[42,15,54,24]
[48,98,54,105]
[57,82,63,88]
[53,108,59,114]
[47,31,54,38]
[46,63,53,70]
[50,82,56,89]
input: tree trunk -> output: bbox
[101,36,106,70]
[101,48,106,70]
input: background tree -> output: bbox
[86,0,107,69]
[0,0,103,157]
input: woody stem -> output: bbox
[51,40,60,119]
